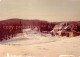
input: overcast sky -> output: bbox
[0,0,80,22]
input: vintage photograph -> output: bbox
[0,0,80,57]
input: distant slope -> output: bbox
[0,18,80,41]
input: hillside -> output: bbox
[0,30,80,57]
[0,18,80,41]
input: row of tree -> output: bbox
[0,18,80,41]
[0,20,23,41]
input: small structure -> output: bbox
[23,27,39,34]
[50,23,79,37]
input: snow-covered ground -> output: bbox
[0,29,80,57]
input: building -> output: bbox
[50,23,79,37]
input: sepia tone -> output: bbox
[0,0,80,57]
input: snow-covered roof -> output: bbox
[23,28,32,32]
[58,26,63,29]
[64,26,71,29]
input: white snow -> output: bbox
[0,29,80,57]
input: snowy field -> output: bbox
[0,29,80,57]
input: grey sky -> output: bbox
[0,0,80,22]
